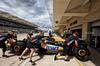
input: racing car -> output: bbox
[11,36,90,61]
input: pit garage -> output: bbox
[90,21,100,50]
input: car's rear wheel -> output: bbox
[73,46,90,61]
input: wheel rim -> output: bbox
[78,49,86,56]
[14,45,20,52]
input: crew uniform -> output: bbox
[27,33,33,39]
[49,31,52,37]
[7,34,17,43]
[26,35,44,49]
[0,33,13,52]
[13,34,17,41]
[63,35,78,55]
[8,34,17,50]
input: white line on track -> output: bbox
[21,52,35,66]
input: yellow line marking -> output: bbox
[73,57,82,66]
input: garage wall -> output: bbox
[64,0,100,40]
[70,25,82,30]
[92,21,100,27]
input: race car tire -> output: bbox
[73,46,90,61]
[12,42,26,55]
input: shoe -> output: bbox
[19,57,24,61]
[29,60,35,65]
[64,59,70,61]
[54,54,57,61]
[2,55,9,58]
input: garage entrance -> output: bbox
[90,21,100,49]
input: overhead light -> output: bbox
[55,21,58,24]
[55,26,57,27]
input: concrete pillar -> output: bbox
[82,23,88,39]
[82,22,91,43]
[59,27,64,33]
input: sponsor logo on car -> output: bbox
[46,46,59,50]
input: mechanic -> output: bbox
[27,31,34,39]
[48,30,52,37]
[64,30,72,39]
[6,33,17,51]
[19,32,45,65]
[61,30,65,39]
[7,33,17,44]
[0,31,15,58]
[13,33,17,41]
[54,32,78,61]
